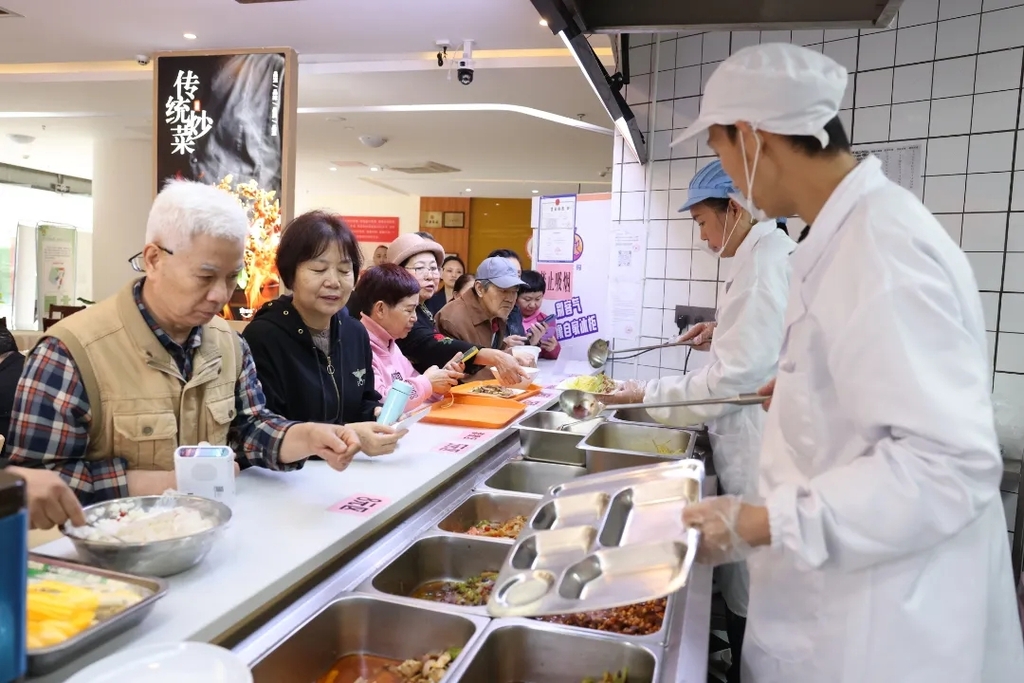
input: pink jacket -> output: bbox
[522,309,561,359]
[361,314,434,410]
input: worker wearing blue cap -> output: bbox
[609,158,795,683]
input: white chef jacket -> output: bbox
[744,156,1024,682]
[645,219,794,616]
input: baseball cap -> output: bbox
[476,257,526,289]
[672,43,848,148]
[678,160,738,212]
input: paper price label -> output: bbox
[329,494,391,515]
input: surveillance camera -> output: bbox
[135,54,151,66]
[457,60,474,85]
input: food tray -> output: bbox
[422,393,527,429]
[485,459,704,618]
[450,380,544,402]
[26,553,168,676]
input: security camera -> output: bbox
[457,60,474,85]
[135,54,151,66]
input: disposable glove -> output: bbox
[682,495,762,566]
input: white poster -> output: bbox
[36,223,77,321]
[852,141,925,199]
[610,224,647,339]
[535,194,612,365]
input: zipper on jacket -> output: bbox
[322,350,342,423]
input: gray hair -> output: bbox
[145,180,249,252]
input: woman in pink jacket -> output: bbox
[350,264,464,408]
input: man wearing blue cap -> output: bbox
[435,257,528,381]
[610,159,794,681]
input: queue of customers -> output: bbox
[1,180,561,531]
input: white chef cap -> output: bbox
[672,43,848,148]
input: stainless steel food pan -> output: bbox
[517,411,601,466]
[446,619,661,683]
[250,592,487,682]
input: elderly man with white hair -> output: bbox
[6,180,361,505]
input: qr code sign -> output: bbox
[617,250,632,267]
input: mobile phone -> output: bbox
[393,405,433,431]
[459,346,480,364]
[541,313,557,325]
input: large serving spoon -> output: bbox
[558,389,768,424]
[586,338,697,369]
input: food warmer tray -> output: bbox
[26,553,168,676]
[486,459,703,618]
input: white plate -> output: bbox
[66,642,252,683]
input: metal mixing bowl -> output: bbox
[62,495,231,577]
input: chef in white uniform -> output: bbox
[675,43,1024,683]
[610,159,794,681]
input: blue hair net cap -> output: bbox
[678,160,738,213]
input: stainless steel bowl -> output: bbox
[62,495,231,577]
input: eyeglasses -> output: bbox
[406,265,440,275]
[128,245,174,273]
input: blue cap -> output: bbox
[678,160,737,213]
[476,257,526,289]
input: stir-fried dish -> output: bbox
[410,571,498,607]
[563,374,617,395]
[316,649,461,683]
[583,670,629,683]
[538,598,667,636]
[464,516,527,539]
[470,385,519,398]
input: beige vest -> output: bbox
[44,281,242,471]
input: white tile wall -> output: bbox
[612,0,1024,453]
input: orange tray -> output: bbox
[449,380,544,402]
[421,393,527,429]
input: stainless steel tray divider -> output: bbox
[486,459,704,620]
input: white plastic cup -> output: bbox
[511,345,541,368]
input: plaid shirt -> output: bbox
[7,280,299,504]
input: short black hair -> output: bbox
[724,116,850,156]
[442,254,465,269]
[276,211,362,290]
[349,264,421,316]
[519,269,546,294]
[0,326,16,355]
[415,231,436,241]
[488,248,521,262]
[454,273,475,292]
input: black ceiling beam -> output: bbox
[571,0,902,33]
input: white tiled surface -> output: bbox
[613,0,1024,454]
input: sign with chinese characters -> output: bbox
[153,48,297,321]
[554,295,600,341]
[35,223,78,322]
[329,494,391,515]
[537,263,573,301]
[538,195,577,262]
[422,211,443,229]
[432,441,473,455]
[343,216,400,244]
[852,141,924,199]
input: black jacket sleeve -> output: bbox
[397,315,475,375]
[241,323,289,417]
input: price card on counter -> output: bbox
[457,429,495,442]
[432,441,473,455]
[329,494,391,515]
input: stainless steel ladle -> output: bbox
[586,338,696,369]
[558,389,769,424]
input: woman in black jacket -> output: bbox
[244,211,405,456]
[385,234,525,386]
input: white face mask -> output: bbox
[734,129,770,223]
[697,205,743,260]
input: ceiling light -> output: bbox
[329,166,337,171]
[465,188,472,193]
[532,190,539,194]
[369,166,381,172]
[539,19,548,26]
[183,33,197,40]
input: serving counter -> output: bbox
[28,360,712,682]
